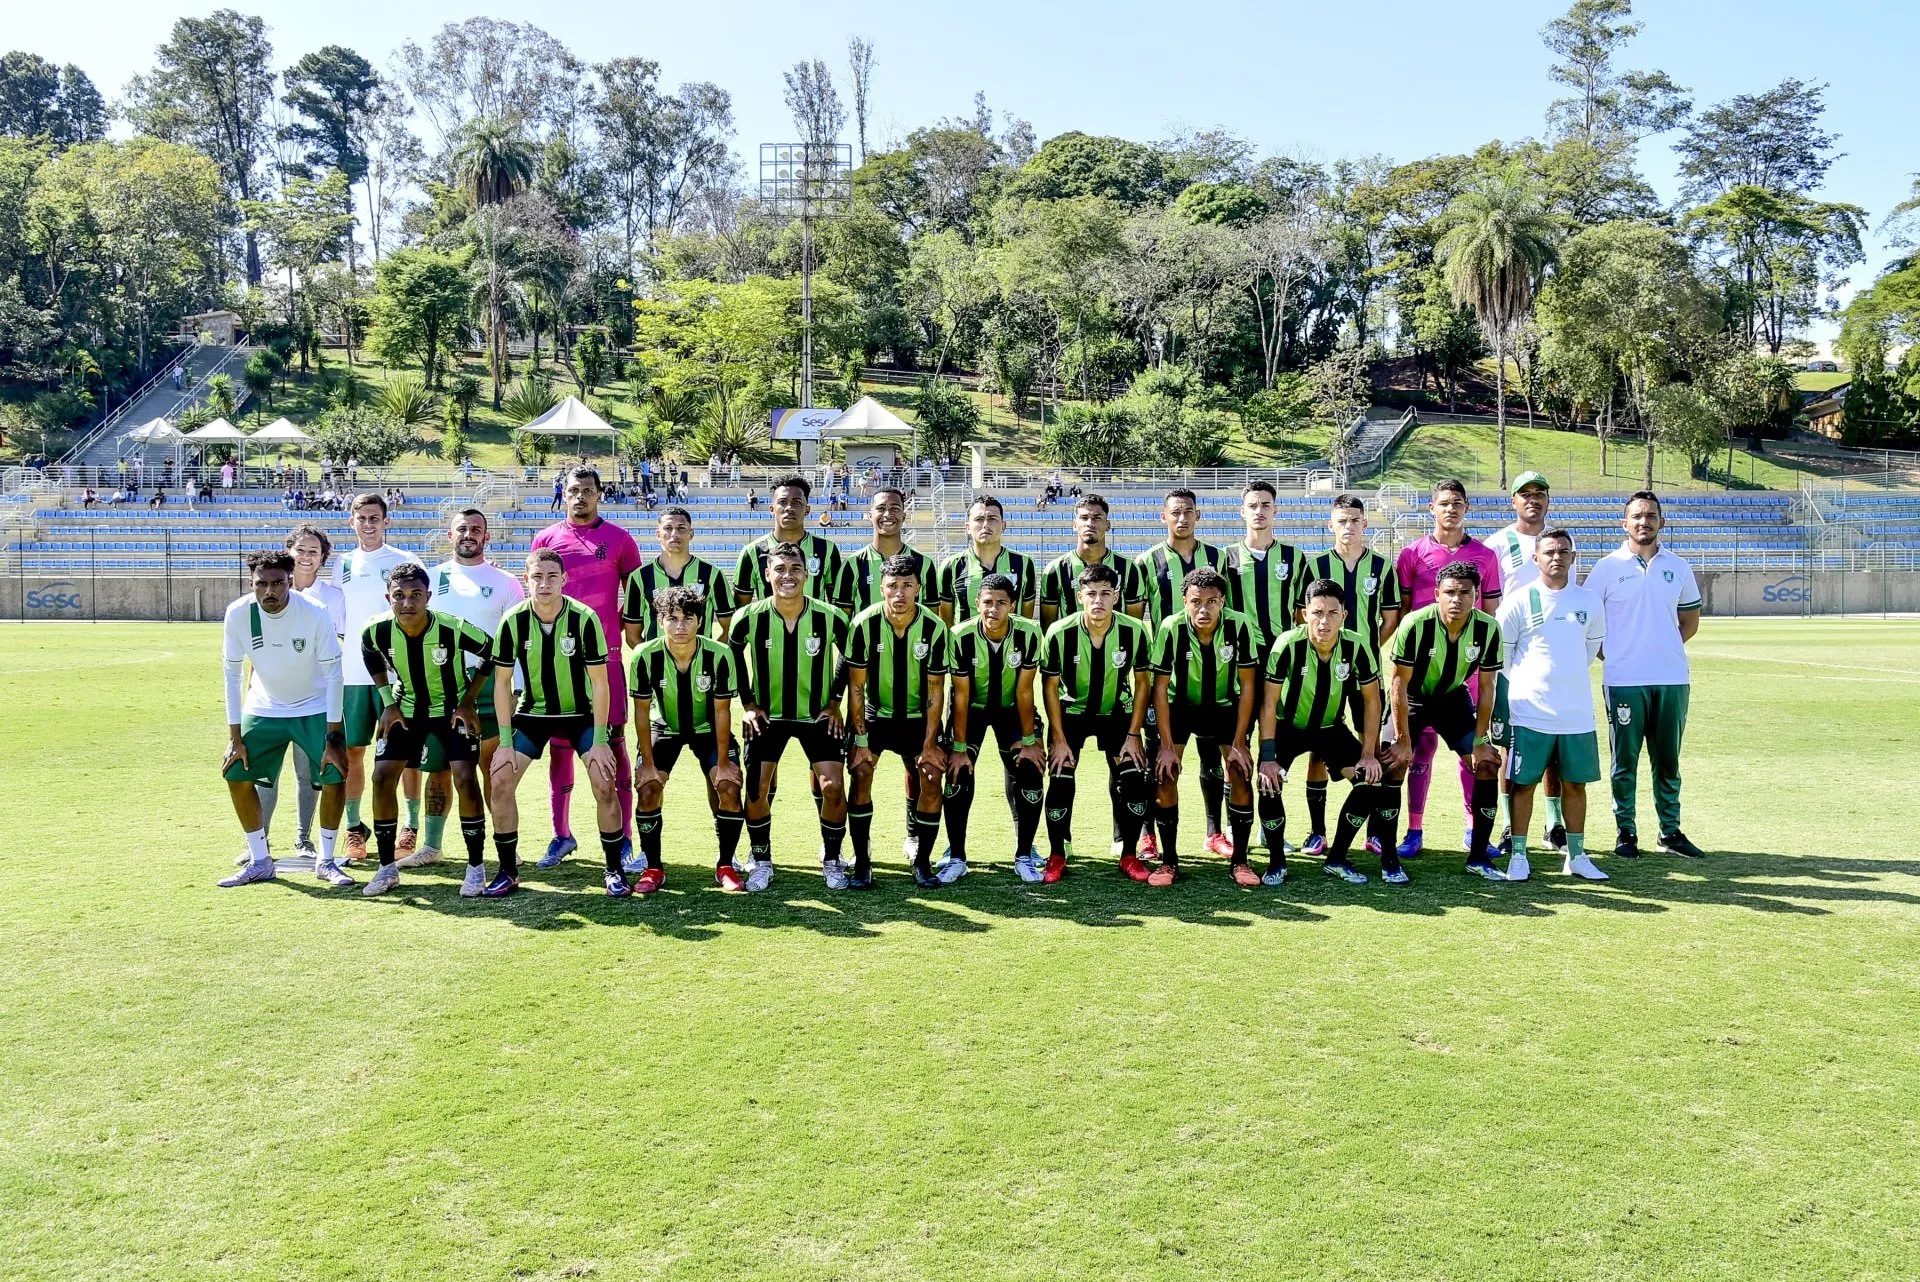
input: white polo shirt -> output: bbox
[223,592,344,722]
[1490,523,1540,592]
[1496,582,1605,733]
[1583,544,1701,688]
[332,543,425,685]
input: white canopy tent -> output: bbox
[185,418,248,442]
[125,418,183,444]
[250,417,311,443]
[819,396,915,440]
[518,396,618,437]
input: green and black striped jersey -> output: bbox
[950,615,1043,713]
[1151,613,1258,711]
[1223,541,1308,653]
[1133,539,1229,627]
[1303,548,1402,649]
[1039,549,1141,620]
[941,546,1039,623]
[627,636,737,737]
[620,555,731,642]
[1388,604,1503,698]
[1265,626,1381,732]
[360,610,492,719]
[732,531,847,606]
[491,598,608,717]
[727,596,850,722]
[1041,611,1153,717]
[836,542,942,618]
[846,603,954,720]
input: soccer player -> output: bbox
[331,493,424,861]
[1496,530,1608,881]
[733,474,848,607]
[249,524,348,864]
[1221,479,1308,858]
[415,508,524,867]
[1149,567,1257,886]
[485,549,624,896]
[944,573,1048,882]
[357,564,493,897]
[1392,479,1503,859]
[1584,491,1704,860]
[1488,472,1560,851]
[728,541,853,891]
[218,551,353,888]
[939,495,1038,627]
[531,466,643,869]
[837,487,942,618]
[630,585,747,894]
[1382,561,1508,881]
[1039,562,1155,884]
[1256,578,1394,884]
[1300,494,1404,855]
[846,554,955,888]
[621,505,732,647]
[1038,493,1144,627]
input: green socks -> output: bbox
[344,797,362,831]
[423,812,448,851]
[1545,796,1565,828]
[1566,831,1585,859]
[406,795,421,829]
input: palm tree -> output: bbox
[453,119,537,408]
[1438,166,1561,486]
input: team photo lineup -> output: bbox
[218,466,1704,901]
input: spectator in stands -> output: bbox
[282,487,297,510]
[550,473,564,512]
[81,487,99,508]
[346,457,359,484]
[708,451,722,485]
[818,507,836,528]
[106,487,128,506]
[148,489,167,509]
[747,487,760,511]
[220,461,235,490]
[163,460,176,489]
[198,479,214,502]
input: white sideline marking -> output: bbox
[3,650,177,676]
[1694,650,1920,682]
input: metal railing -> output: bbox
[56,341,199,465]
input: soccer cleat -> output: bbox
[1506,852,1532,882]
[715,864,747,893]
[1301,834,1327,857]
[361,864,401,896]
[1565,853,1610,881]
[314,858,357,888]
[1614,831,1642,859]
[912,866,943,889]
[1464,856,1508,881]
[847,866,876,891]
[1659,831,1704,859]
[1137,831,1159,860]
[1396,829,1424,861]
[1147,864,1177,888]
[745,861,775,892]
[1545,824,1568,853]
[1365,837,1384,857]
[218,859,276,888]
[1042,852,1067,884]
[1496,830,1512,859]
[537,835,577,869]
[1260,866,1288,887]
[396,827,417,856]
[935,855,969,885]
[1013,853,1045,883]
[1203,832,1235,859]
[480,871,518,897]
[293,839,319,862]
[1230,863,1262,888]
[1322,860,1368,885]
[635,866,666,895]
[396,844,440,870]
[234,850,253,866]
[341,829,368,862]
[1381,864,1412,886]
[621,846,647,877]
[460,865,486,897]
[902,834,918,861]
[604,870,632,898]
[1118,853,1152,882]
[822,858,850,891]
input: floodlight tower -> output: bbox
[759,142,852,409]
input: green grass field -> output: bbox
[5,619,1918,1281]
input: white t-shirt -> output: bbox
[332,543,425,685]
[1496,582,1605,733]
[1583,545,1701,688]
[1490,523,1541,593]
[298,579,346,642]
[429,560,525,677]
[223,592,343,722]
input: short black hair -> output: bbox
[564,465,602,490]
[766,540,808,569]
[246,549,296,576]
[772,473,812,499]
[526,548,565,573]
[1077,562,1121,589]
[1331,492,1366,513]
[350,490,387,515]
[1435,560,1481,590]
[872,486,906,505]
[1304,577,1345,604]
[386,563,430,589]
[1432,478,1467,500]
[1076,492,1110,516]
[969,495,1005,517]
[1538,527,1576,551]
[652,585,705,619]
[880,553,921,582]
[452,507,487,528]
[977,572,1016,600]
[1626,490,1662,514]
[1243,479,1277,499]
[660,505,693,523]
[1164,487,1198,506]
[1182,567,1227,597]
[283,524,332,560]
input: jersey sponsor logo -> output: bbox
[805,635,823,656]
[559,635,577,657]
[431,645,449,664]
[293,637,307,653]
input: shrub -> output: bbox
[309,407,421,467]
[501,375,559,425]
[379,377,440,427]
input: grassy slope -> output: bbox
[1380,418,1818,493]
[3,619,1918,1281]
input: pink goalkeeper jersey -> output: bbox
[1396,534,1504,611]
[532,516,644,713]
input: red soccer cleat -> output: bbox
[635,866,666,895]
[1230,862,1262,888]
[715,864,746,892]
[1203,832,1235,859]
[1119,853,1152,882]
[1147,863,1177,887]
[1042,852,1067,884]
[1136,831,1159,860]
[396,827,417,855]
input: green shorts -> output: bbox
[343,684,383,747]
[1505,726,1601,787]
[223,713,345,788]
[1491,675,1514,751]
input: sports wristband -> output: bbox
[949,741,970,755]
[1019,733,1040,748]
[325,730,347,748]
[1473,734,1490,747]
[851,733,870,747]
[1259,739,1277,763]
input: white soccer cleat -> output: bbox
[396,845,440,870]
[935,855,968,884]
[822,858,850,891]
[745,861,775,893]
[459,864,487,897]
[293,839,319,861]
[1506,852,1531,882]
[1013,853,1045,883]
[902,835,917,861]
[1565,853,1610,881]
[361,864,400,896]
[218,859,276,888]
[313,857,357,888]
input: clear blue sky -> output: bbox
[14,0,1916,275]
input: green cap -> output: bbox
[1510,471,1550,494]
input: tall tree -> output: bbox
[453,119,537,405]
[1242,211,1330,388]
[125,10,276,286]
[592,60,735,270]
[783,59,844,147]
[395,19,584,157]
[1684,185,1864,353]
[366,246,470,387]
[0,53,105,145]
[280,46,379,268]
[1438,165,1562,485]
[1674,78,1839,202]
[1541,0,1690,145]
[846,38,876,163]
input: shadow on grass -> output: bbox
[263,845,1920,938]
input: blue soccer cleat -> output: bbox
[537,835,577,869]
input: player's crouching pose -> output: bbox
[484,550,624,897]
[219,550,353,888]
[944,573,1048,882]
[1256,579,1394,885]
[630,586,748,894]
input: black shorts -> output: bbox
[1406,688,1478,756]
[745,717,843,780]
[865,715,932,763]
[377,715,479,768]
[652,730,740,776]
[511,713,597,760]
[945,707,1029,759]
[1271,722,1366,775]
[1168,703,1242,748]
[1051,711,1135,763]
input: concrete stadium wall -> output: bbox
[5,569,1919,622]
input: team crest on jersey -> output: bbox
[807,556,821,575]
[293,638,306,653]
[1363,575,1378,593]
[914,641,929,660]
[1219,643,1235,661]
[1662,569,1674,582]
[595,546,607,561]
[1616,704,1631,725]
[1008,648,1023,667]
[559,635,577,657]
[1573,609,1588,624]
[696,673,713,693]
[1273,561,1289,581]
[1111,648,1128,668]
[481,585,493,599]
[431,645,449,664]
[806,635,823,657]
[1465,644,1481,661]
[1334,660,1350,681]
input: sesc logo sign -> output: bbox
[1760,575,1812,604]
[26,580,84,611]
